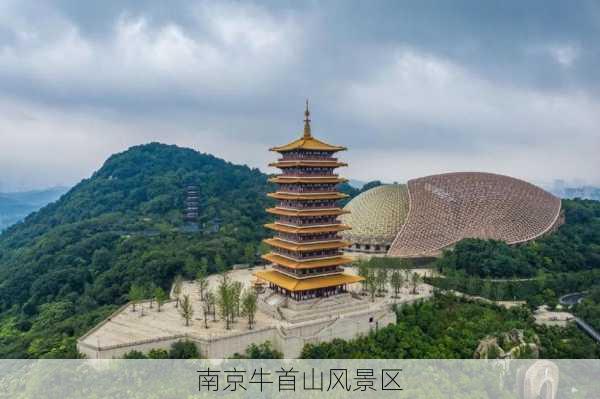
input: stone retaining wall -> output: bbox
[77,300,397,359]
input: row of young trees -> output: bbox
[355,259,423,302]
[129,271,258,330]
[128,283,169,313]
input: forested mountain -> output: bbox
[0,143,273,358]
[301,293,600,359]
[0,187,68,231]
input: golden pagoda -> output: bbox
[255,101,363,300]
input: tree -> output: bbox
[366,270,378,302]
[495,283,506,301]
[217,273,235,329]
[410,272,421,294]
[233,342,283,359]
[146,283,157,309]
[241,289,258,329]
[202,301,210,329]
[179,294,194,326]
[169,340,199,359]
[123,350,147,359]
[147,348,169,359]
[205,291,217,322]
[154,287,168,312]
[481,279,493,299]
[231,281,243,319]
[244,243,256,265]
[357,261,369,293]
[390,270,403,298]
[173,275,183,308]
[376,268,388,295]
[196,271,208,302]
[128,284,144,312]
[215,255,226,272]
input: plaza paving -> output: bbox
[80,267,433,350]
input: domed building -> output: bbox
[342,172,563,259]
[341,184,410,254]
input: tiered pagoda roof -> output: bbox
[255,101,363,296]
[269,136,347,153]
[254,270,362,291]
[263,223,351,234]
[268,176,348,184]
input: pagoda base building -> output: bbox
[255,102,364,302]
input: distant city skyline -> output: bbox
[1,1,599,191]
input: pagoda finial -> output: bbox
[303,99,311,138]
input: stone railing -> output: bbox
[80,333,187,352]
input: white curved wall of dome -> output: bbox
[340,184,409,246]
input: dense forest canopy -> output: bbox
[301,293,599,359]
[575,287,600,332]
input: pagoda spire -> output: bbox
[303,99,311,138]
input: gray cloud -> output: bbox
[0,0,598,191]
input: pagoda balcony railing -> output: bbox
[275,236,343,245]
[276,219,341,227]
[272,265,344,278]
[272,249,343,261]
[276,233,341,243]
[279,155,338,162]
[277,202,338,209]
[276,189,337,195]
[278,172,337,177]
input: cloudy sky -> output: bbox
[1,0,599,191]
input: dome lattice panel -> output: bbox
[387,172,562,257]
[341,184,409,245]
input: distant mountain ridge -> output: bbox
[0,186,68,231]
[551,186,600,201]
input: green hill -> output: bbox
[0,143,273,358]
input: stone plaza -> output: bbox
[77,266,433,358]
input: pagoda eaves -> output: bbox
[255,102,363,300]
